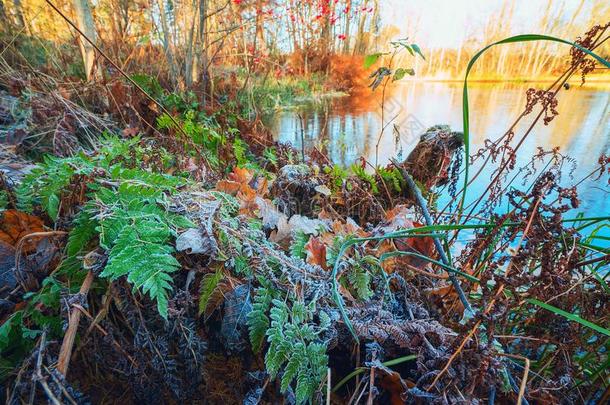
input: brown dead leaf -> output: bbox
[374,206,436,274]
[427,284,465,315]
[0,210,45,252]
[377,366,413,405]
[305,237,327,269]
[337,283,356,303]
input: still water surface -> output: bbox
[265,81,609,220]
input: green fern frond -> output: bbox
[66,209,98,258]
[260,296,329,403]
[199,269,224,316]
[295,368,315,405]
[378,167,403,192]
[247,282,274,352]
[15,155,93,220]
[100,216,179,318]
[281,341,305,392]
[347,264,373,300]
[290,231,309,259]
[351,164,379,194]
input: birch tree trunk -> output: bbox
[72,0,99,81]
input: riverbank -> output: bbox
[1,48,609,404]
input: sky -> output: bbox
[380,0,605,49]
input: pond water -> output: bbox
[265,81,610,223]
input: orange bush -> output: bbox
[327,54,370,93]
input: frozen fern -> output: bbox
[247,281,274,353]
[16,137,193,319]
[59,209,98,273]
[16,155,93,219]
[290,231,309,259]
[99,205,181,318]
[347,264,373,300]
[262,296,329,404]
[198,269,224,316]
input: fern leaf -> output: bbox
[290,231,309,259]
[281,342,305,393]
[66,210,97,258]
[295,368,314,405]
[199,269,224,316]
[347,265,373,300]
[247,284,273,353]
[100,218,179,319]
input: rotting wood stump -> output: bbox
[399,124,464,189]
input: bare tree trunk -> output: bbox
[197,0,208,103]
[185,0,198,87]
[72,0,99,81]
[342,0,351,54]
[354,0,369,54]
[157,0,179,87]
[254,0,267,56]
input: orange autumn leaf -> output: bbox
[305,237,327,270]
[216,179,247,195]
[394,221,435,269]
[215,166,254,195]
[0,210,45,252]
[237,187,258,216]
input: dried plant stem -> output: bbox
[326,368,331,405]
[56,270,94,376]
[428,196,542,392]
[33,332,62,405]
[391,159,473,315]
[499,353,531,405]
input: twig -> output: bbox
[56,270,95,376]
[44,365,78,405]
[33,331,62,405]
[326,368,331,405]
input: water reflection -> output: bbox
[265,81,610,217]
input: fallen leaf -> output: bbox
[0,210,45,252]
[337,283,356,302]
[427,284,465,315]
[305,237,327,269]
[216,166,254,196]
[269,214,327,245]
[257,197,287,230]
[176,228,208,254]
[371,360,412,405]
